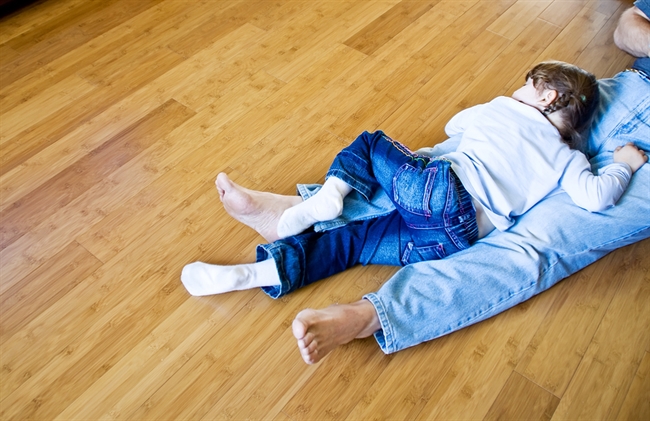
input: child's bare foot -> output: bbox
[292,300,381,364]
[216,173,302,242]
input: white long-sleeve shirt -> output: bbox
[442,96,632,231]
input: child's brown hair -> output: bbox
[526,61,599,149]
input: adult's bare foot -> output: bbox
[216,173,302,242]
[292,300,381,364]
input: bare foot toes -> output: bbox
[216,173,302,242]
[292,301,380,364]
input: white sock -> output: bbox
[180,258,281,296]
[276,177,352,238]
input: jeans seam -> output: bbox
[541,224,650,277]
[326,168,373,201]
[443,281,538,336]
[364,293,395,354]
[452,226,650,338]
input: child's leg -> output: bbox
[259,212,408,298]
[276,130,421,239]
[327,131,476,243]
[181,258,280,296]
[276,176,352,238]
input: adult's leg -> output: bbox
[293,70,650,359]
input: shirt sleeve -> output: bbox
[444,104,486,137]
[559,151,633,212]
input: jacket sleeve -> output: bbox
[559,151,633,212]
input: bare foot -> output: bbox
[292,300,381,364]
[216,173,302,242]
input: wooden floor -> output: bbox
[1,0,648,419]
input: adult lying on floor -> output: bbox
[186,1,650,364]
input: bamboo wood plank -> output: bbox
[0,41,17,63]
[344,329,473,420]
[413,291,556,420]
[0,1,643,419]
[0,46,186,177]
[536,1,610,63]
[2,0,123,53]
[1,1,256,176]
[0,22,266,210]
[0,0,83,44]
[616,351,650,421]
[344,0,438,55]
[246,0,315,32]
[371,0,469,61]
[551,240,650,420]
[487,0,554,40]
[407,17,562,145]
[122,282,319,420]
[587,0,624,16]
[281,339,391,421]
[4,52,324,288]
[412,0,514,68]
[167,23,271,111]
[515,253,622,397]
[0,99,195,252]
[274,412,294,421]
[574,2,634,78]
[73,43,361,264]
[51,294,253,421]
[0,74,95,143]
[539,0,587,27]
[380,30,510,146]
[0,0,162,87]
[0,181,228,418]
[0,241,101,343]
[199,265,398,421]
[0,0,197,111]
[328,57,438,142]
[229,120,350,188]
[166,0,275,58]
[262,1,361,83]
[290,3,462,136]
[76,70,286,263]
[293,1,464,139]
[484,371,560,421]
[278,273,403,421]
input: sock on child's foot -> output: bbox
[276,177,352,238]
[181,258,280,296]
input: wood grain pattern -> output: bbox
[484,371,560,421]
[0,1,647,420]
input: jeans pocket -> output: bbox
[401,241,446,265]
[392,164,437,216]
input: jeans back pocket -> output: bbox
[392,164,439,217]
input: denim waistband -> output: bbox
[626,67,650,82]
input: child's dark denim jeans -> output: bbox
[259,131,478,298]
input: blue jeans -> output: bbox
[258,131,477,299]
[317,70,649,354]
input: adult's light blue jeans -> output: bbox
[298,70,650,354]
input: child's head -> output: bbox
[513,61,599,148]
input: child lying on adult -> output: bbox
[182,61,645,298]
[181,59,648,363]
